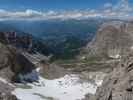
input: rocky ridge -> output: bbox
[82,21,133,100]
[92,51,133,100]
[81,20,133,100]
[85,21,133,59]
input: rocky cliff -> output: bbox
[0,42,38,83]
[82,21,133,100]
[92,51,133,100]
[0,81,17,100]
[0,32,40,100]
[85,21,133,59]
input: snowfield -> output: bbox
[12,73,105,100]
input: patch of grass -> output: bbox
[55,59,77,64]
[54,56,102,67]
[15,84,32,89]
[40,72,50,79]
[53,55,114,72]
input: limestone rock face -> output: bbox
[0,42,37,82]
[0,44,16,81]
[86,21,133,59]
[0,81,17,100]
[94,52,133,100]
[0,35,38,99]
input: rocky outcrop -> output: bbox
[93,52,133,100]
[0,32,33,52]
[0,81,17,100]
[13,52,39,83]
[0,42,38,83]
[82,21,133,100]
[0,33,39,99]
[86,21,133,59]
[38,62,68,79]
[0,43,16,81]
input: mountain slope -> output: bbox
[85,21,133,59]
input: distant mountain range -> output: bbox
[0,18,105,59]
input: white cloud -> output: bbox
[0,9,102,20]
[0,0,132,20]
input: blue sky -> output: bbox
[0,0,119,10]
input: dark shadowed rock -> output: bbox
[13,52,39,83]
[0,41,38,83]
[13,52,36,74]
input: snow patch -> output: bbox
[12,74,104,100]
[109,54,121,59]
